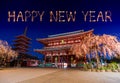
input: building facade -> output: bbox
[35,29,94,68]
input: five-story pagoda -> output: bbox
[13,27,31,58]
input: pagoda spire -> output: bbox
[24,27,28,36]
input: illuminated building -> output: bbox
[35,29,94,68]
[13,27,31,55]
[13,27,33,67]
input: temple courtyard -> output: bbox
[0,68,120,83]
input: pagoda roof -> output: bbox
[14,39,31,44]
[14,46,29,50]
[16,35,31,40]
[13,43,30,48]
[37,29,94,43]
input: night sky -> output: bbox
[0,0,120,60]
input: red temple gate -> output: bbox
[35,29,94,68]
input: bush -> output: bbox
[83,63,92,70]
[87,63,92,69]
[83,64,88,70]
[107,62,119,70]
[83,61,119,72]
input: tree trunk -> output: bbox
[88,55,91,63]
[84,55,87,63]
[96,54,100,68]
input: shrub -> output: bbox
[83,63,93,71]
[108,62,119,70]
[83,64,88,70]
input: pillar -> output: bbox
[67,55,68,65]
[44,56,46,64]
[51,55,53,63]
[58,55,60,68]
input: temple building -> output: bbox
[13,27,31,55]
[35,29,94,68]
[13,27,35,67]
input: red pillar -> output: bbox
[58,55,60,68]
[67,55,68,65]
[51,52,53,63]
[50,55,52,67]
[45,56,46,64]
[61,55,63,68]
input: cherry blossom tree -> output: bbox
[0,40,18,67]
[71,34,120,68]
[70,36,90,63]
